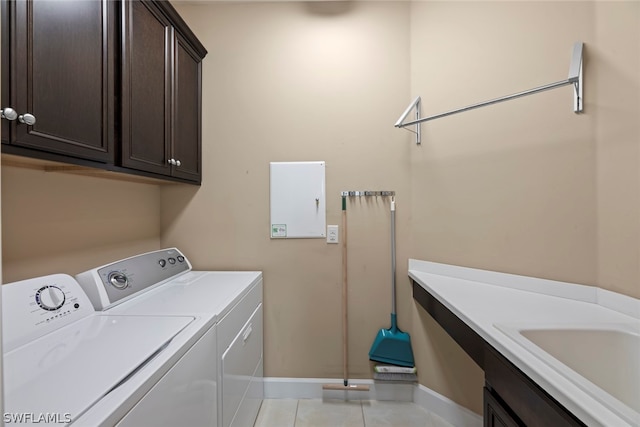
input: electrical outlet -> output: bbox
[327,225,339,244]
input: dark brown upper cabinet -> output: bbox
[1,0,207,184]
[172,32,203,182]
[1,0,116,163]
[121,0,205,183]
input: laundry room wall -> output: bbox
[408,0,640,413]
[0,22,4,416]
[1,165,162,282]
[409,0,640,300]
[163,0,413,384]
[591,1,640,299]
[165,0,640,416]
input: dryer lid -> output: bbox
[107,271,261,319]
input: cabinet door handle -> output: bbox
[175,159,181,167]
[1,107,17,121]
[168,158,177,165]
[242,323,253,343]
[18,113,36,125]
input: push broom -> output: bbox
[368,197,415,368]
[323,195,370,392]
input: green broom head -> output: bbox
[368,313,415,367]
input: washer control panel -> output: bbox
[76,248,192,309]
[3,274,95,352]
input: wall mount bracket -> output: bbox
[340,191,395,197]
[395,42,584,145]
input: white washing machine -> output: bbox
[2,274,199,426]
[75,248,264,427]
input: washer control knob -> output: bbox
[177,255,185,263]
[168,257,176,265]
[108,272,129,290]
[36,285,66,311]
[158,259,166,268]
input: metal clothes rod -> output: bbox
[396,42,584,145]
[401,79,571,127]
[341,191,395,197]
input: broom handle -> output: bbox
[342,196,349,386]
[391,197,396,316]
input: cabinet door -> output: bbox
[171,32,202,183]
[484,387,524,427]
[121,0,172,175]
[3,0,115,162]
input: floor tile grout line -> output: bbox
[360,399,366,427]
[292,399,299,427]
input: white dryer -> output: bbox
[75,248,264,427]
[2,274,197,426]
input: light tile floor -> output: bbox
[254,399,456,427]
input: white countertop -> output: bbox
[409,259,640,427]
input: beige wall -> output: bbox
[1,166,162,282]
[408,0,639,413]
[593,1,640,296]
[409,1,596,284]
[165,1,412,380]
[408,1,597,413]
[407,0,639,298]
[167,0,639,415]
[1,0,638,418]
[0,18,4,419]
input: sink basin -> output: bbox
[495,322,640,426]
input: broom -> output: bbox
[323,195,370,391]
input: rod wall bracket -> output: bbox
[568,42,584,113]
[394,96,421,145]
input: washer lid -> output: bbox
[4,314,193,425]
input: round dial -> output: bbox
[35,285,66,311]
[108,272,129,290]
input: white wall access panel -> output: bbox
[269,161,326,238]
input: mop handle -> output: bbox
[342,196,349,386]
[391,197,396,316]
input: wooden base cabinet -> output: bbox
[483,341,585,427]
[412,281,587,427]
[484,387,523,427]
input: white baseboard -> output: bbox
[413,384,482,427]
[262,377,482,427]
